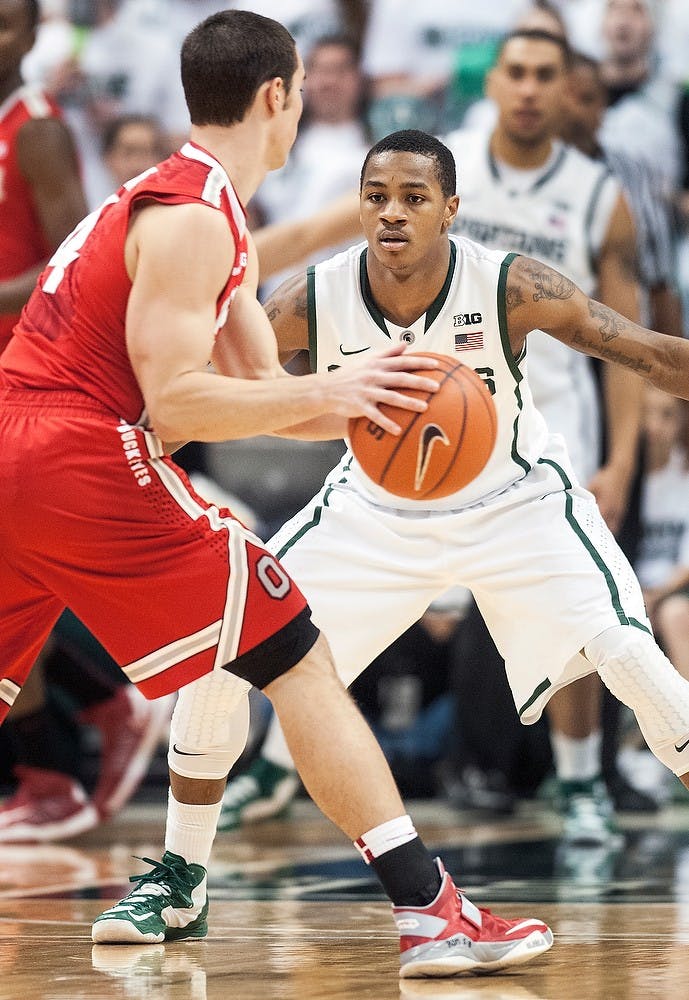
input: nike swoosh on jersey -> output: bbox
[339,345,371,356]
[172,745,205,756]
[675,737,689,753]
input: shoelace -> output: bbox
[125,856,195,908]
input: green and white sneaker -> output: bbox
[558,778,623,847]
[92,851,208,944]
[218,757,299,831]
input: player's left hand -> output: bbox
[586,462,632,535]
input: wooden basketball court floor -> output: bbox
[3,798,689,1000]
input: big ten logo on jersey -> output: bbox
[453,311,482,327]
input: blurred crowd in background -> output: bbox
[2,0,689,852]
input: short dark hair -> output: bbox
[101,114,162,156]
[360,130,456,199]
[306,33,359,66]
[497,28,572,68]
[181,10,298,126]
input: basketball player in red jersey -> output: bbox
[0,0,86,354]
[0,10,554,978]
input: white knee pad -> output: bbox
[168,670,251,780]
[585,626,689,776]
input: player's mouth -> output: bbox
[378,230,409,250]
[513,108,541,128]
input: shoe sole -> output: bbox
[0,803,99,843]
[91,916,208,945]
[399,928,554,978]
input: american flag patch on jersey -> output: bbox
[454,331,483,351]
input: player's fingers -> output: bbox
[375,342,406,358]
[364,407,402,436]
[372,369,439,393]
[376,389,429,412]
[378,351,439,372]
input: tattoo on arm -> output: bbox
[525,263,576,302]
[571,330,652,373]
[294,289,308,320]
[506,284,525,314]
[265,302,280,324]
[587,299,626,342]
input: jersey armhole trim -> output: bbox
[306,265,317,372]
[498,252,531,476]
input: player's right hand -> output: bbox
[326,343,439,436]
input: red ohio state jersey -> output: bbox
[0,86,63,352]
[1,142,248,422]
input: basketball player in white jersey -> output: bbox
[441,28,645,844]
[216,130,689,859]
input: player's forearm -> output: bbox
[563,299,689,400]
[254,192,360,281]
[602,364,643,477]
[146,369,331,442]
[272,413,348,440]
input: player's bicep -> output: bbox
[126,203,232,398]
[503,254,587,353]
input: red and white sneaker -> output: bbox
[394,859,553,978]
[0,766,98,843]
[80,687,173,820]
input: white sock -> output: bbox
[551,730,602,782]
[354,814,417,863]
[164,790,222,867]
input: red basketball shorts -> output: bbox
[0,389,318,722]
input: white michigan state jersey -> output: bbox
[444,131,621,481]
[307,234,550,510]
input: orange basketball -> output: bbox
[348,352,497,501]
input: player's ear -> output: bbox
[442,195,459,231]
[263,77,285,117]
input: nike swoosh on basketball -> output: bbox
[339,345,371,356]
[415,423,449,491]
[173,745,205,756]
[675,737,689,752]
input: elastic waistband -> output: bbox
[0,386,117,417]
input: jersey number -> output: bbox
[474,366,496,396]
[42,198,117,294]
[41,168,157,294]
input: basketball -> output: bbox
[348,352,497,500]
